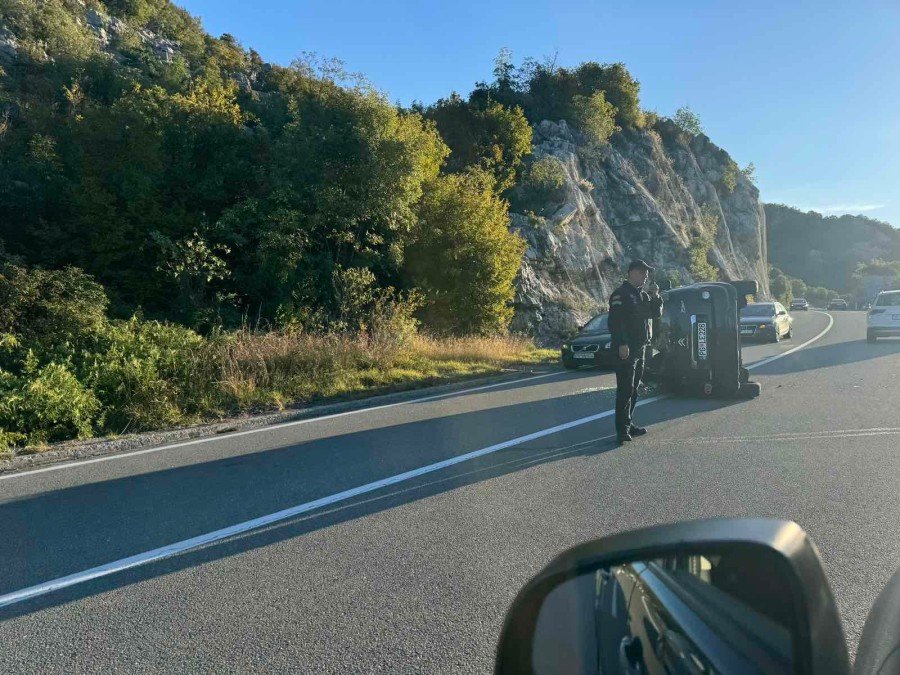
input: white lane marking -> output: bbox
[745,311,833,371]
[0,370,563,482]
[0,312,835,609]
[0,397,664,609]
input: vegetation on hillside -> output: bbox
[0,1,659,449]
[766,204,900,293]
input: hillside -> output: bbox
[508,118,768,342]
[765,204,900,292]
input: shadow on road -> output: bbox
[0,376,745,621]
[751,337,900,375]
[407,365,613,405]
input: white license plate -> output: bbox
[740,328,754,334]
[574,352,595,359]
[697,322,708,359]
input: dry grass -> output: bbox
[216,329,556,412]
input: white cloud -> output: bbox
[801,203,886,214]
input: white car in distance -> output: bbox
[867,290,900,342]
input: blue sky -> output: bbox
[179,0,900,226]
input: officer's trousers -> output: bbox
[615,346,646,434]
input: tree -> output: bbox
[768,266,793,305]
[573,62,644,129]
[425,96,532,193]
[791,278,807,298]
[741,162,757,184]
[405,171,525,335]
[673,106,703,136]
[570,91,619,144]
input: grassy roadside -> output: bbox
[1,331,557,459]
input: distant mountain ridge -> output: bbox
[764,204,900,291]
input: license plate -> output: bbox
[893,314,900,320]
[740,328,753,334]
[574,352,594,359]
[697,322,708,359]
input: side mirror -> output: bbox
[495,519,849,675]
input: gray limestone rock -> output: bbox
[510,120,769,345]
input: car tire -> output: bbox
[786,326,793,339]
[562,359,579,370]
[737,381,762,399]
[867,330,877,344]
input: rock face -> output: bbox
[0,27,19,64]
[1,6,181,66]
[510,119,769,345]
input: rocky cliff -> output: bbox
[509,119,769,345]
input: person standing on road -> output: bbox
[608,260,663,444]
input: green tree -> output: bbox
[405,171,525,334]
[570,91,619,144]
[673,106,703,136]
[425,96,532,192]
[573,62,644,129]
[790,278,807,298]
[769,266,793,305]
[721,161,738,193]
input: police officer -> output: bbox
[608,260,663,443]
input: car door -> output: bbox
[774,303,786,336]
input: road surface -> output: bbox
[1,310,899,673]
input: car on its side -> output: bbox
[828,298,849,310]
[867,290,900,342]
[790,297,809,311]
[560,313,619,369]
[739,301,793,342]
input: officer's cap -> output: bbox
[627,259,654,272]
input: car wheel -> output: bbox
[786,326,793,339]
[562,359,579,370]
[737,381,762,399]
[867,330,877,344]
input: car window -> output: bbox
[582,314,608,331]
[875,293,900,307]
[741,304,776,317]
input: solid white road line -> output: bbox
[0,311,836,609]
[0,370,562,482]
[0,396,662,609]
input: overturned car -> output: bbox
[649,280,762,399]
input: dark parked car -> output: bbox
[790,297,809,311]
[740,301,793,342]
[828,298,849,310]
[560,313,619,369]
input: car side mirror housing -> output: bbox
[495,519,849,675]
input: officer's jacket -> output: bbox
[608,281,663,350]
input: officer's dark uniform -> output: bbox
[608,268,663,439]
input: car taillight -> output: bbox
[759,323,768,329]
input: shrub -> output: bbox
[0,359,101,444]
[0,263,109,356]
[721,161,738,193]
[673,106,703,136]
[85,317,217,432]
[571,91,619,145]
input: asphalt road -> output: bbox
[1,310,899,673]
